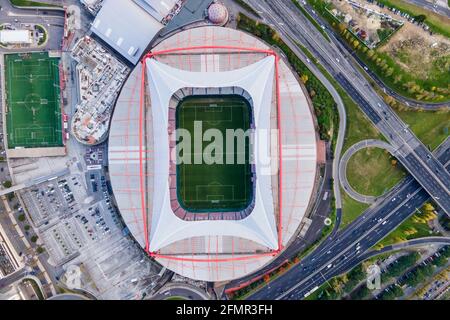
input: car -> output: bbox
[326,263,333,269]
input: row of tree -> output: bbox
[338,24,449,102]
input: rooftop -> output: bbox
[108,27,318,281]
[90,0,164,65]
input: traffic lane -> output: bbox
[284,185,437,299]
[300,0,449,109]
[271,141,449,299]
[225,156,335,289]
[283,188,434,299]
[336,71,449,213]
[0,0,65,18]
[293,235,450,299]
[268,0,450,203]
[248,140,449,299]
[404,0,450,18]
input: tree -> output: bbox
[385,67,394,77]
[414,14,426,23]
[30,235,38,243]
[391,159,398,167]
[350,285,370,300]
[423,203,435,212]
[2,180,12,188]
[432,254,447,267]
[393,74,402,84]
[272,32,280,42]
[301,74,309,84]
[379,285,403,300]
[18,214,26,222]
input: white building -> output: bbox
[90,0,170,64]
[0,30,32,44]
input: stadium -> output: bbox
[108,26,318,282]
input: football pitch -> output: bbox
[176,95,253,212]
[4,52,63,149]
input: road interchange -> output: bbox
[246,0,450,214]
[248,137,449,299]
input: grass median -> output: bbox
[346,147,406,197]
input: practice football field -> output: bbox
[4,52,63,149]
[176,95,253,212]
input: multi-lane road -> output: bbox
[246,0,450,215]
[298,1,450,110]
[237,0,450,299]
[404,0,450,18]
[248,137,449,299]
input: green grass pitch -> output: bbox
[176,95,253,212]
[4,52,63,149]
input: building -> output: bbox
[0,30,32,44]
[90,0,171,65]
[108,27,318,282]
[133,0,179,22]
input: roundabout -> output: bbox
[339,139,400,204]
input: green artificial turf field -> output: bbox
[176,95,253,212]
[4,52,63,149]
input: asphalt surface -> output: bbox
[339,139,396,204]
[152,287,209,300]
[248,0,450,216]
[247,137,449,299]
[404,0,450,18]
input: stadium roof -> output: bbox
[109,27,318,281]
[90,0,163,64]
[146,56,278,252]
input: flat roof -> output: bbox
[133,0,178,21]
[162,0,213,36]
[90,0,163,65]
[0,30,32,44]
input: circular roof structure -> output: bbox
[208,3,228,25]
[108,26,318,282]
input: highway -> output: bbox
[247,0,450,215]
[404,0,450,18]
[247,137,449,299]
[303,2,450,110]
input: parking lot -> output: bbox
[19,168,127,268]
[21,175,85,227]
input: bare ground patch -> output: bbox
[379,23,450,81]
